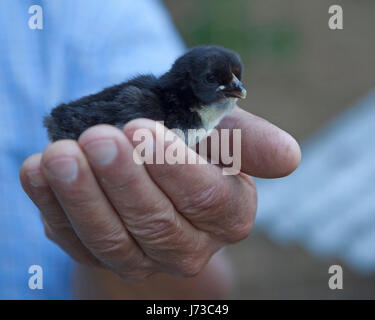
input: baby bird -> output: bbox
[44,45,247,146]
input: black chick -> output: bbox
[44,45,247,146]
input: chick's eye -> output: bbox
[233,71,241,81]
[232,67,242,80]
[205,74,216,83]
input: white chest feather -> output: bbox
[197,97,237,132]
[188,97,237,146]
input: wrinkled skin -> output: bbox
[20,106,301,298]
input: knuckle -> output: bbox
[175,253,207,277]
[225,216,254,243]
[221,177,256,243]
[115,257,156,283]
[128,210,179,243]
[183,182,230,214]
[84,225,127,255]
[178,259,205,277]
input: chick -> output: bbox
[44,45,246,146]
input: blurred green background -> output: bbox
[171,0,299,60]
[164,0,375,299]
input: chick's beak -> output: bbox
[220,74,247,99]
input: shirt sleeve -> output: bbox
[0,0,184,299]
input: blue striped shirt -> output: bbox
[0,0,184,299]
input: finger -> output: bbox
[20,153,99,265]
[40,140,154,279]
[123,119,257,244]
[217,106,301,178]
[78,125,214,275]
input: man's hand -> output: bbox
[19,107,301,281]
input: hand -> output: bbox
[20,106,301,281]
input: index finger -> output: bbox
[217,106,301,178]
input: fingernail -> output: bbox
[83,139,118,167]
[27,170,48,187]
[45,157,78,183]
